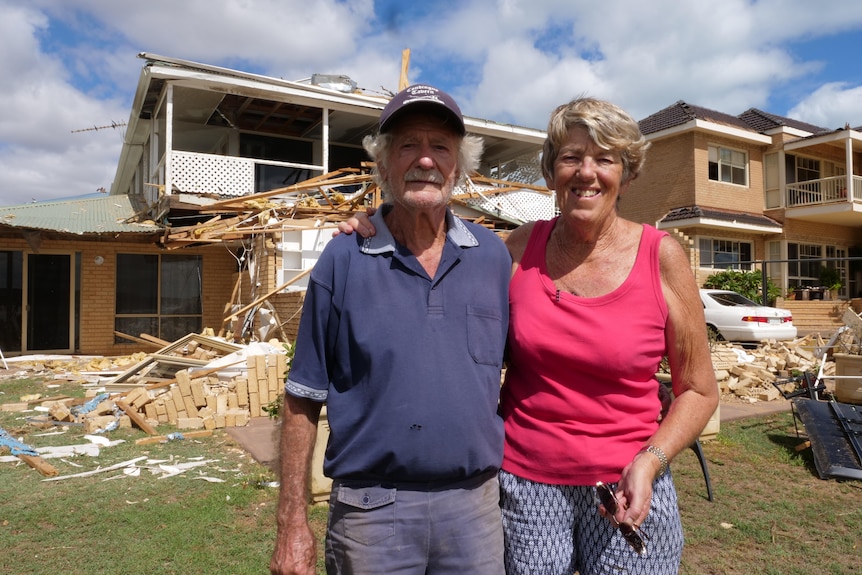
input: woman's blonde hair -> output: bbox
[542,97,649,183]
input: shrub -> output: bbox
[702,270,781,305]
[818,265,842,291]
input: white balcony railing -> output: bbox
[786,175,862,207]
[169,151,323,197]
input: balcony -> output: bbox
[784,175,862,225]
[169,151,323,198]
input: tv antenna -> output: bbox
[71,121,127,134]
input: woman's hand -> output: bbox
[607,451,659,530]
[333,207,378,237]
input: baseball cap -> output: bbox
[378,84,466,135]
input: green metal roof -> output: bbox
[0,195,162,235]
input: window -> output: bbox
[0,251,23,351]
[825,246,847,297]
[708,145,747,185]
[115,254,202,343]
[764,152,780,208]
[787,243,821,285]
[796,157,820,182]
[240,133,314,192]
[699,238,752,270]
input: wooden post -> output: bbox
[399,49,411,90]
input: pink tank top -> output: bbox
[501,218,669,484]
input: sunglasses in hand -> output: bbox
[595,481,649,556]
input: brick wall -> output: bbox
[623,133,696,226]
[624,131,768,225]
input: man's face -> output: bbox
[380,113,461,211]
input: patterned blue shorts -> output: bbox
[499,470,684,575]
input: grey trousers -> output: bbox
[325,472,505,575]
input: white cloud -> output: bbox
[788,82,862,129]
[0,2,127,205]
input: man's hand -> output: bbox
[270,522,317,575]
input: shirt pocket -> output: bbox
[466,305,504,366]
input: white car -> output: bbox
[700,289,797,342]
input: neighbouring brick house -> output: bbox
[622,101,862,299]
[0,53,550,357]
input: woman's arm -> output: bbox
[614,234,718,529]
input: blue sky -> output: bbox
[2,0,862,205]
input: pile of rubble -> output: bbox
[709,331,849,402]
[2,333,289,435]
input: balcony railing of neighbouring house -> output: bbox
[786,175,862,208]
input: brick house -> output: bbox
[0,195,238,357]
[622,101,862,298]
[0,53,549,357]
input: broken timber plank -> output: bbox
[114,330,166,349]
[115,399,158,435]
[0,428,59,476]
[203,172,373,210]
[140,333,172,348]
[225,268,312,325]
[42,456,148,482]
[135,430,213,445]
[18,454,59,477]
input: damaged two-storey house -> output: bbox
[0,53,552,357]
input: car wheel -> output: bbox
[706,324,724,343]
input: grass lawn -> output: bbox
[2,375,861,574]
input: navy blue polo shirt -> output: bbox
[286,205,510,482]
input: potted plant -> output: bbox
[819,266,843,300]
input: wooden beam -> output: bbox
[115,399,159,435]
[113,331,165,349]
[225,267,312,325]
[399,49,411,90]
[17,454,59,477]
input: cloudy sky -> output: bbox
[2,0,862,206]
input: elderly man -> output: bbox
[270,85,510,575]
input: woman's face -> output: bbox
[548,125,627,227]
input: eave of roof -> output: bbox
[657,205,782,234]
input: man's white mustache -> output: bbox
[403,169,445,184]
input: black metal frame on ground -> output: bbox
[772,358,862,480]
[793,399,862,480]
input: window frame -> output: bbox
[698,237,753,271]
[708,144,748,186]
[115,253,203,343]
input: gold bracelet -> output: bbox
[640,445,669,477]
